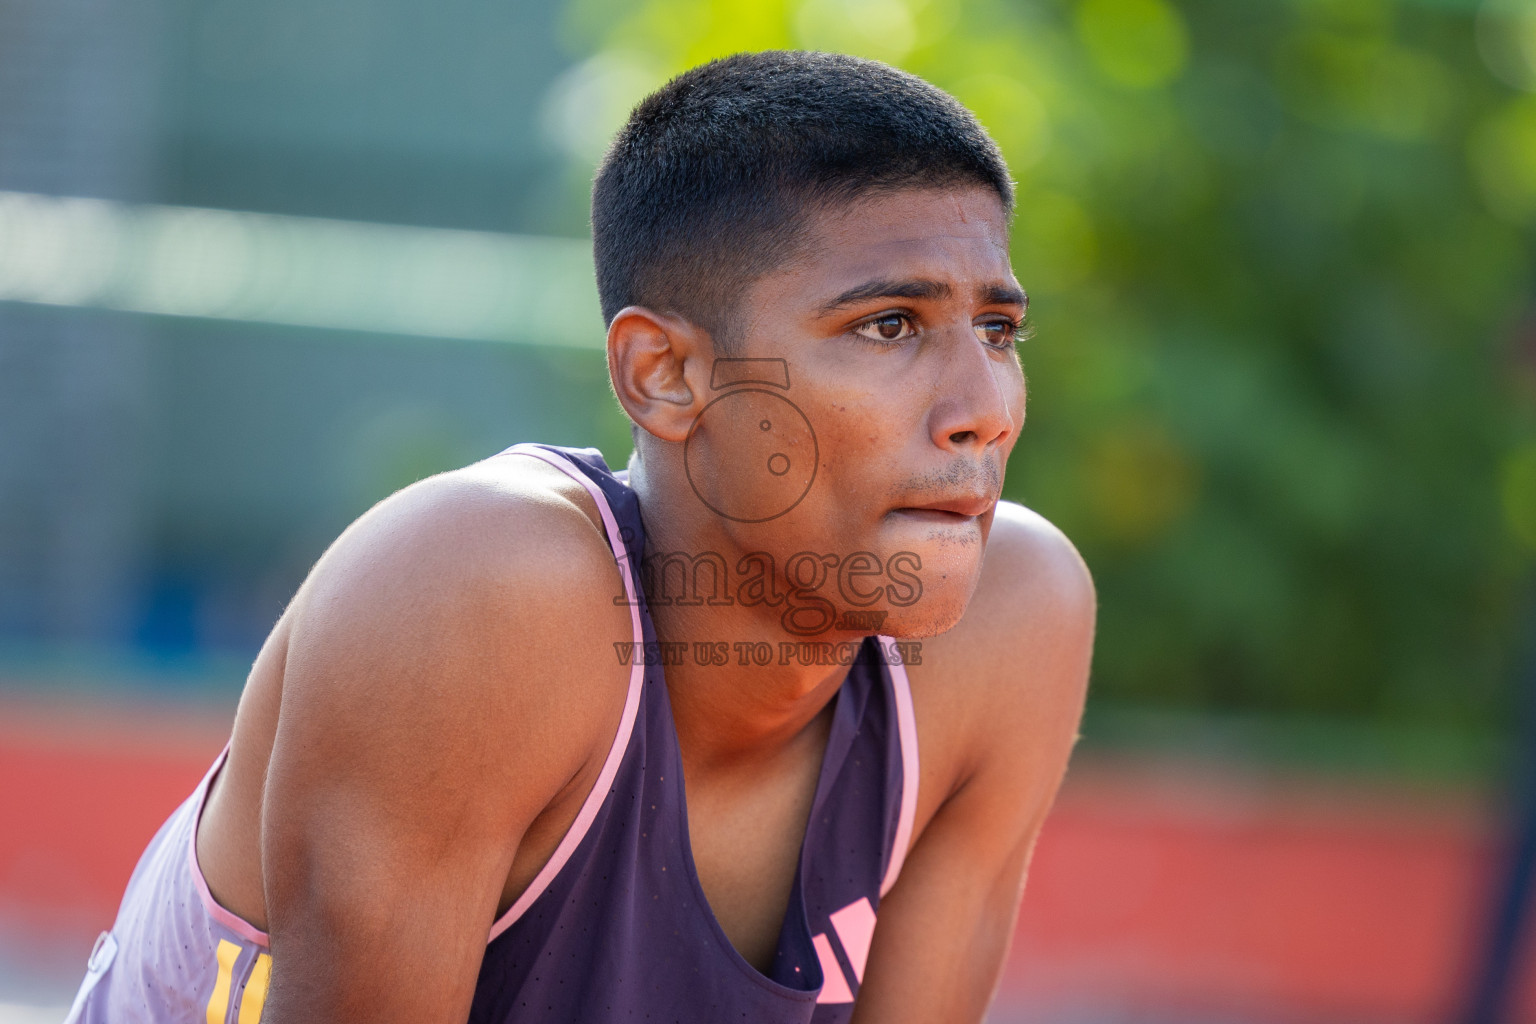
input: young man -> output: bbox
[66,51,1094,1023]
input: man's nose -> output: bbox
[926,332,1019,454]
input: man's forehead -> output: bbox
[809,230,1015,287]
[787,189,1015,300]
[809,185,1010,246]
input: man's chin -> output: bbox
[870,599,971,641]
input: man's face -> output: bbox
[687,185,1026,640]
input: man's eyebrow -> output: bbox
[817,279,953,313]
[817,278,1028,314]
[980,283,1028,309]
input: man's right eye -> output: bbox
[853,314,917,344]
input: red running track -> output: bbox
[1,696,1531,1022]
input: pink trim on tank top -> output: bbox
[187,746,272,947]
[487,444,646,940]
[878,648,920,898]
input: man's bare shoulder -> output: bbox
[970,500,1096,662]
[289,450,627,650]
[906,501,1095,797]
[235,452,637,1005]
[272,449,635,810]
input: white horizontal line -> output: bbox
[0,191,603,348]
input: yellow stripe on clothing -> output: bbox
[237,953,272,1024]
[206,940,241,1024]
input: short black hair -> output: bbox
[592,51,1013,353]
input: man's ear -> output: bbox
[608,306,713,444]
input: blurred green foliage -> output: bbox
[554,0,1536,732]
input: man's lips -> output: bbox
[891,496,996,519]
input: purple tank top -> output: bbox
[64,443,920,1023]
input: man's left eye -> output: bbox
[854,314,917,343]
[975,320,1019,347]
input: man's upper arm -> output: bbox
[258,467,632,1023]
[853,501,1096,1023]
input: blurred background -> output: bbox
[3,0,1536,1019]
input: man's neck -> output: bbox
[628,449,863,774]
